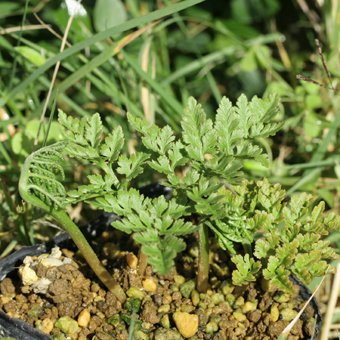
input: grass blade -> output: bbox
[52,23,156,104]
[0,0,205,106]
[123,51,182,127]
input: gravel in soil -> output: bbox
[0,236,318,340]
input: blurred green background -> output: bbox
[0,0,339,254]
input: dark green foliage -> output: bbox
[93,190,196,274]
[19,94,338,291]
[230,179,339,291]
[57,94,284,276]
[129,95,282,188]
[231,254,261,285]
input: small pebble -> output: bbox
[221,283,234,295]
[19,265,38,285]
[126,287,145,300]
[225,293,235,305]
[270,304,279,322]
[143,278,157,292]
[181,304,195,313]
[160,314,170,328]
[134,330,149,340]
[154,328,182,339]
[173,311,199,338]
[233,310,247,322]
[274,293,290,303]
[206,321,219,334]
[32,278,52,294]
[142,321,153,330]
[242,301,257,314]
[91,283,100,293]
[170,283,179,292]
[180,280,195,298]
[174,275,185,286]
[35,318,54,334]
[55,316,79,335]
[281,308,298,321]
[78,309,91,327]
[211,293,224,305]
[158,304,170,313]
[248,310,261,323]
[162,294,172,304]
[62,248,74,258]
[40,257,63,268]
[93,295,105,302]
[0,296,11,304]
[234,296,245,307]
[50,247,62,258]
[191,290,200,306]
[172,291,182,301]
[126,253,138,269]
[0,278,15,296]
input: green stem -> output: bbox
[19,164,126,302]
[52,210,126,302]
[197,224,209,292]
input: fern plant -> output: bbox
[19,94,338,298]
[220,179,339,291]
[18,120,127,302]
[125,94,283,291]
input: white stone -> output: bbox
[19,265,39,285]
[40,257,64,268]
[50,247,62,259]
[32,278,52,294]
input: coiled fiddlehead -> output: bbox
[18,140,126,302]
[19,142,67,211]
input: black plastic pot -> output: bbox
[0,213,115,340]
[0,184,321,339]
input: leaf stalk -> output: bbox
[197,223,209,292]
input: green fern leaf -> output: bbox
[149,155,172,175]
[263,256,293,291]
[292,252,331,283]
[85,113,103,148]
[215,96,237,155]
[231,254,261,286]
[254,235,279,259]
[117,153,149,180]
[100,126,124,162]
[181,97,215,161]
[65,141,99,160]
[58,110,87,145]
[134,231,186,275]
[262,242,299,291]
[167,141,187,169]
[19,142,67,209]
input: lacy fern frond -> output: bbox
[23,98,337,290]
[223,179,338,291]
[231,254,261,286]
[19,142,67,210]
[93,189,196,274]
[128,94,282,188]
[134,232,186,275]
[214,95,282,161]
[19,122,127,300]
[57,110,151,204]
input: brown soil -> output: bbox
[0,235,318,340]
